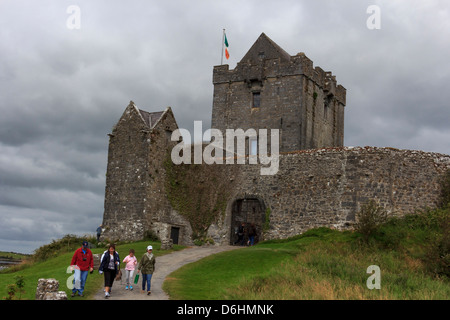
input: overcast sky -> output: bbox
[1,0,449,253]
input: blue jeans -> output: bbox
[142,273,152,291]
[72,269,89,295]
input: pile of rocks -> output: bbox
[93,253,102,270]
[35,278,67,300]
[160,239,173,250]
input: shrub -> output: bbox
[144,230,160,242]
[193,237,215,246]
[440,169,450,208]
[423,208,450,278]
[2,275,25,300]
[374,218,407,250]
[355,200,387,243]
[3,284,17,300]
[32,234,96,262]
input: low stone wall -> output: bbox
[93,253,101,270]
[35,279,67,300]
[160,239,173,250]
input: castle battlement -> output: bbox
[213,42,345,106]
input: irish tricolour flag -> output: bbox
[221,29,230,64]
[224,33,230,59]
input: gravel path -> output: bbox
[93,245,242,300]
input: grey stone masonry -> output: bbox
[212,33,346,153]
[223,147,450,243]
[35,278,67,300]
[101,101,181,243]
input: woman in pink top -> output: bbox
[122,249,137,290]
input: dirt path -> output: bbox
[93,245,242,300]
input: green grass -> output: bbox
[163,246,297,300]
[0,240,185,300]
[2,207,448,300]
[164,208,449,300]
[0,252,30,260]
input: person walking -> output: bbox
[99,244,120,299]
[137,245,155,295]
[248,223,257,246]
[123,249,137,290]
[96,225,103,242]
[235,222,245,246]
[70,241,94,297]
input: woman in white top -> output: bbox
[99,244,120,298]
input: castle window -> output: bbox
[165,130,173,141]
[250,137,258,155]
[252,92,261,108]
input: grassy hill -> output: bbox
[0,238,185,300]
[0,252,30,260]
[1,206,448,300]
[163,207,449,300]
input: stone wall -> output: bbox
[103,111,450,246]
[101,101,450,246]
[101,102,181,243]
[206,147,450,244]
[143,109,188,244]
[102,103,151,241]
[35,279,67,300]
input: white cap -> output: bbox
[147,245,153,251]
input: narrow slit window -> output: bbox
[252,92,261,108]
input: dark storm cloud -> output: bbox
[0,0,449,253]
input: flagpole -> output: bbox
[221,29,225,65]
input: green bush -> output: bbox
[32,234,96,262]
[374,219,407,250]
[422,208,449,278]
[355,200,387,243]
[2,275,25,300]
[143,230,160,242]
[367,206,449,279]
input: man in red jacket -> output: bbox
[70,241,94,297]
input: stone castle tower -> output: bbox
[100,33,449,246]
[212,33,346,152]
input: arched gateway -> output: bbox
[230,196,266,245]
